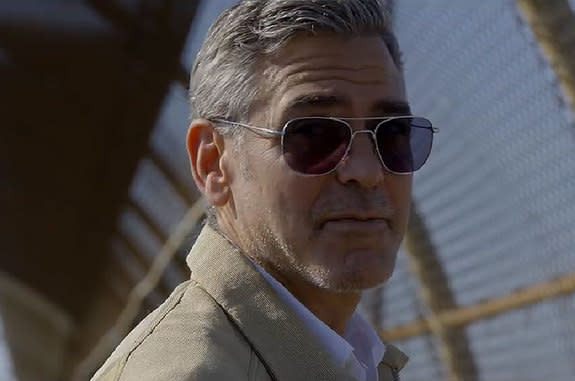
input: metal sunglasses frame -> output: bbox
[212,116,439,176]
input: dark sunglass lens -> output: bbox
[283,118,351,174]
[376,117,433,173]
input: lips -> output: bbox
[318,213,391,229]
[320,219,390,235]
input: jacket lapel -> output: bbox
[187,226,347,380]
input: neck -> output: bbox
[216,211,360,335]
[265,265,361,335]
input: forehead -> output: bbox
[256,34,407,122]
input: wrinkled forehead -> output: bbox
[251,34,407,124]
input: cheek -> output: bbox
[275,178,323,233]
[387,176,412,228]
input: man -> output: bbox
[92,0,436,380]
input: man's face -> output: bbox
[222,34,411,291]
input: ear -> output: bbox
[187,119,231,206]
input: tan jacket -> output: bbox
[92,226,408,381]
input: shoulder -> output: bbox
[92,281,254,381]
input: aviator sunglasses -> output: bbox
[212,116,438,175]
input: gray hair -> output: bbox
[189,0,401,132]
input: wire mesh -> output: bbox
[363,1,575,380]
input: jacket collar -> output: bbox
[187,225,408,380]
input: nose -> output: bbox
[335,130,385,188]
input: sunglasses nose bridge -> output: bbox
[342,129,381,165]
[348,129,378,151]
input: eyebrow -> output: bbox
[285,94,345,111]
[284,94,411,115]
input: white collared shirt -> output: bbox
[254,264,385,381]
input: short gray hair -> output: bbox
[189,0,401,130]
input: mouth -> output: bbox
[319,215,391,231]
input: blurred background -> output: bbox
[1,0,574,380]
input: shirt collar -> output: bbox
[254,261,385,379]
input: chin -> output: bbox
[328,269,393,292]
[307,250,397,292]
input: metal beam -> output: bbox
[403,203,478,381]
[72,197,208,381]
[126,198,190,280]
[381,271,575,341]
[516,0,575,113]
[126,199,167,244]
[148,152,198,206]
[84,0,194,85]
[116,232,177,298]
[0,271,73,381]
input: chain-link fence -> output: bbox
[360,1,575,380]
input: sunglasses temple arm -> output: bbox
[241,124,283,137]
[212,119,283,138]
